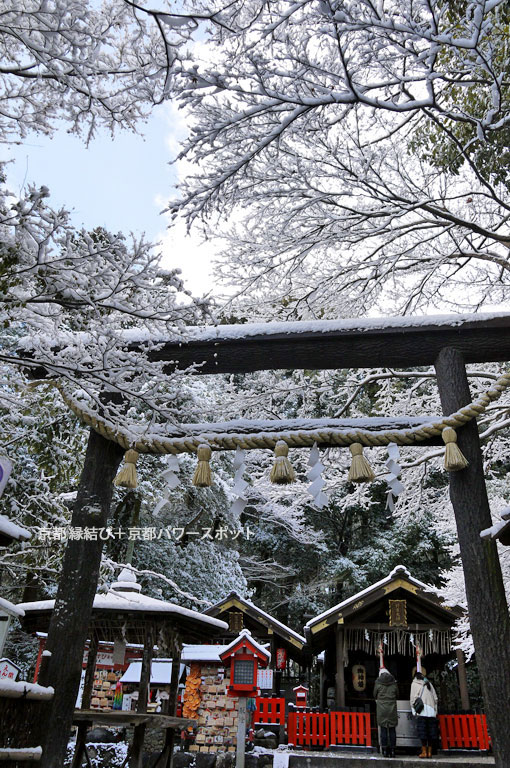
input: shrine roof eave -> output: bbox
[17,594,228,644]
[304,566,463,650]
[204,592,306,649]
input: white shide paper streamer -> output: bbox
[385,443,404,512]
[153,454,180,516]
[230,447,248,516]
[307,443,328,509]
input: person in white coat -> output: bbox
[410,672,438,759]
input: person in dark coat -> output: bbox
[373,668,399,758]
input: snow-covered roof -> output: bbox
[206,592,305,646]
[19,592,223,628]
[0,596,24,619]
[306,565,449,629]
[0,679,54,700]
[181,644,228,663]
[220,629,271,662]
[0,514,31,543]
[120,660,185,685]
[18,571,228,633]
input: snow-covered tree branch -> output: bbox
[171,0,510,315]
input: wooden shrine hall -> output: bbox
[18,569,228,768]
[204,591,308,692]
[305,565,468,713]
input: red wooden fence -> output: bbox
[274,708,491,752]
[253,697,286,725]
[288,712,330,747]
[438,714,490,751]
[288,711,371,748]
[330,711,372,747]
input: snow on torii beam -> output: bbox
[145,312,510,374]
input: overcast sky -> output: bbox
[1,102,216,297]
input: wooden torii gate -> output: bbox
[34,313,510,767]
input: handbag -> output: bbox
[413,684,425,714]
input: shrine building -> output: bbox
[304,565,468,713]
[204,592,309,695]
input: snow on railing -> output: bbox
[0,679,54,701]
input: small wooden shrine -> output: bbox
[204,591,307,694]
[33,632,146,708]
[174,630,271,755]
[305,565,467,712]
[18,569,228,768]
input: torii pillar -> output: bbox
[435,347,510,767]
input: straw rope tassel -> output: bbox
[347,443,375,483]
[270,440,296,484]
[193,443,212,487]
[442,427,469,471]
[114,450,139,489]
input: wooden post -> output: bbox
[81,632,98,710]
[163,644,182,768]
[271,637,281,695]
[435,347,510,768]
[130,621,156,768]
[236,696,247,768]
[168,645,181,715]
[37,429,124,768]
[137,621,156,714]
[319,660,325,710]
[71,725,89,768]
[335,624,345,708]
[456,649,470,711]
[71,635,98,768]
[33,637,46,683]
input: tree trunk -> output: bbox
[435,347,510,767]
[37,428,124,768]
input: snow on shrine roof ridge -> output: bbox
[207,591,306,645]
[17,587,228,630]
[120,659,183,685]
[305,565,440,628]
[0,514,31,542]
[181,644,229,662]
[220,629,271,660]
